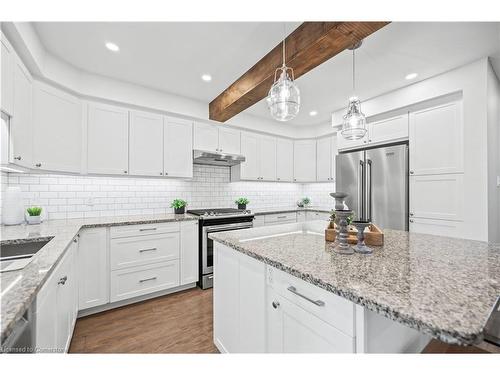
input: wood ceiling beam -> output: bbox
[209,22,390,123]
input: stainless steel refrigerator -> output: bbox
[336,143,408,231]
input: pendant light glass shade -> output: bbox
[266,66,300,121]
[341,96,367,140]
[340,41,367,140]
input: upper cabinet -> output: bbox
[129,110,164,176]
[193,122,241,154]
[294,140,316,182]
[259,135,277,181]
[164,117,193,178]
[316,136,336,182]
[87,102,129,175]
[33,82,82,173]
[409,102,463,175]
[1,33,14,116]
[276,138,294,182]
[235,132,276,181]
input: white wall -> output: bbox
[487,60,500,243]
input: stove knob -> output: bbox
[204,211,209,216]
[209,211,215,216]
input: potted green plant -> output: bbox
[235,197,249,210]
[170,199,187,214]
[301,197,311,207]
[26,206,42,225]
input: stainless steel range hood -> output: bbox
[193,150,245,167]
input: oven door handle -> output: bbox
[204,223,254,232]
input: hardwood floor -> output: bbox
[69,287,218,353]
[422,339,500,354]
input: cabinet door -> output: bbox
[164,117,193,178]
[240,132,260,180]
[36,268,58,352]
[129,111,163,176]
[316,137,333,182]
[33,82,82,173]
[56,242,76,352]
[218,127,240,154]
[267,288,354,353]
[336,130,367,151]
[180,221,199,285]
[78,228,109,310]
[276,138,294,182]
[331,135,338,181]
[409,217,463,238]
[259,135,277,181]
[367,114,408,145]
[409,102,463,175]
[87,102,129,175]
[1,33,14,115]
[10,55,33,168]
[293,140,316,182]
[410,174,464,221]
[193,122,218,152]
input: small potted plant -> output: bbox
[170,199,187,214]
[235,197,249,210]
[301,197,311,207]
[26,206,42,225]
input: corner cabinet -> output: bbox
[32,82,82,173]
[87,102,129,175]
[164,117,193,178]
[293,140,316,182]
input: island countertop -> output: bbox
[208,221,500,345]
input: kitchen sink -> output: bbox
[0,238,53,272]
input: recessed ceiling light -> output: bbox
[105,42,120,52]
[405,72,418,80]
[201,74,212,82]
[309,110,318,117]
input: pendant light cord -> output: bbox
[282,23,286,67]
[352,47,356,95]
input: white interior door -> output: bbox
[87,102,129,175]
[259,135,277,181]
[293,140,316,182]
[193,122,218,152]
[316,136,332,182]
[129,110,163,176]
[240,132,260,180]
[32,82,82,173]
[276,138,294,182]
[164,117,193,178]
[218,127,241,154]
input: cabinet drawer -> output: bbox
[305,211,330,221]
[409,217,463,238]
[110,222,180,239]
[110,232,180,270]
[267,266,355,337]
[110,260,180,302]
[264,212,297,224]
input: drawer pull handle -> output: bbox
[139,247,157,253]
[287,286,325,307]
[139,277,157,283]
[139,228,157,232]
[58,276,68,285]
[277,216,287,219]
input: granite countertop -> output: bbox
[0,213,197,343]
[253,206,331,215]
[209,221,500,345]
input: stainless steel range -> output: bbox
[187,208,254,289]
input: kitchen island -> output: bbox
[209,221,500,353]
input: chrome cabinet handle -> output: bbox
[409,219,414,223]
[160,172,163,175]
[409,170,414,175]
[165,172,169,176]
[277,216,287,219]
[287,286,325,306]
[73,238,78,243]
[35,163,42,167]
[409,212,414,216]
[277,177,280,181]
[139,228,157,232]
[139,247,157,253]
[123,170,128,174]
[58,276,68,285]
[14,156,21,160]
[272,301,280,309]
[139,277,157,283]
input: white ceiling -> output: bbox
[33,22,500,127]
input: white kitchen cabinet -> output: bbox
[129,110,163,176]
[32,82,82,173]
[410,174,464,221]
[180,221,199,285]
[253,215,265,227]
[296,211,306,222]
[78,228,109,310]
[164,117,193,178]
[276,138,294,182]
[213,243,266,353]
[409,101,463,175]
[238,132,260,180]
[35,264,57,352]
[259,135,277,181]
[10,53,33,168]
[293,140,316,182]
[316,136,336,182]
[218,127,241,154]
[1,33,14,116]
[306,211,330,221]
[368,114,408,145]
[336,130,367,151]
[87,102,129,175]
[193,122,218,152]
[264,212,297,225]
[409,217,463,238]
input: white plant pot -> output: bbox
[26,216,41,225]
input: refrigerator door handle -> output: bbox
[366,159,372,222]
[358,160,364,219]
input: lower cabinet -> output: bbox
[305,211,330,221]
[36,237,78,353]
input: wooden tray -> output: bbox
[325,223,384,246]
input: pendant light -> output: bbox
[341,40,367,140]
[266,24,300,122]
